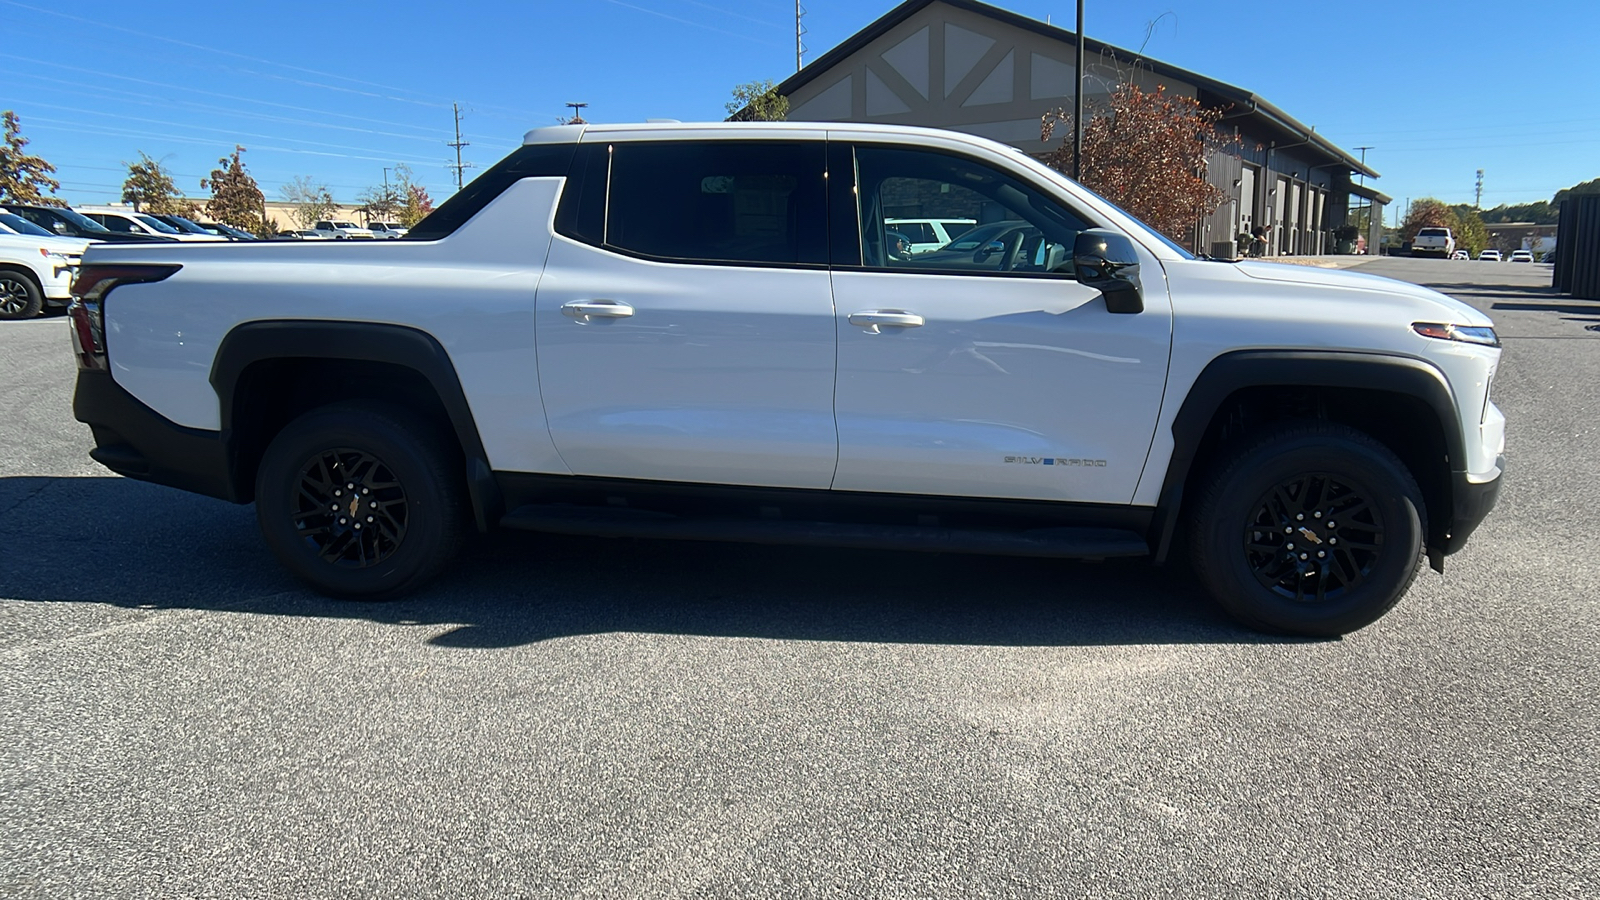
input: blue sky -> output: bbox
[3,0,1595,219]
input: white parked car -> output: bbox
[0,231,87,319]
[76,207,219,242]
[1508,250,1534,263]
[885,217,976,253]
[68,121,1504,637]
[1449,250,1469,261]
[312,220,375,239]
[366,222,409,239]
[1479,249,1502,262]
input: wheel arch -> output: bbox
[1149,350,1464,564]
[210,320,502,530]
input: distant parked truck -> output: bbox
[1411,227,1456,258]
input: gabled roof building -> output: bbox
[775,0,1389,257]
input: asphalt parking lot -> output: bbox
[2,258,1596,898]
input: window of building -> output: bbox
[853,145,1090,276]
[604,141,828,266]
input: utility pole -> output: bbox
[1353,146,1372,187]
[447,102,473,192]
[1072,0,1084,181]
[795,0,806,72]
[1475,169,1484,209]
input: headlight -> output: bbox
[1412,322,1500,347]
[39,248,72,261]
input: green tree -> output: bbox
[201,146,266,235]
[1040,84,1237,245]
[280,175,338,229]
[0,110,63,206]
[1449,204,1489,256]
[725,80,789,122]
[354,180,402,225]
[1399,198,1456,244]
[393,165,433,227]
[1554,177,1600,206]
[121,152,191,215]
[1480,200,1557,224]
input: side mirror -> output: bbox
[1074,229,1144,314]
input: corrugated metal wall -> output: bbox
[1554,196,1600,301]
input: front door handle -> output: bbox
[848,309,924,332]
[561,299,635,319]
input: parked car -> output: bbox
[1411,227,1455,258]
[270,230,336,241]
[312,220,375,239]
[77,207,218,242]
[68,120,1504,637]
[366,222,409,239]
[200,222,261,241]
[0,204,175,243]
[0,231,86,319]
[885,217,976,253]
[1449,250,1469,261]
[1508,249,1534,263]
[149,213,244,241]
[1479,249,1502,262]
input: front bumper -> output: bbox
[73,369,240,503]
[1438,456,1504,556]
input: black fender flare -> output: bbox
[1147,349,1464,562]
[210,320,502,530]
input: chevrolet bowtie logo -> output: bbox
[1297,527,1323,545]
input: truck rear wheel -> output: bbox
[1187,422,1425,637]
[255,402,465,600]
[0,270,42,320]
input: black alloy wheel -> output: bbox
[256,402,465,599]
[292,449,410,569]
[1242,473,1383,604]
[0,271,42,320]
[1189,421,1425,637]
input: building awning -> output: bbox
[1349,183,1393,205]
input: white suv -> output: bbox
[886,217,976,253]
[366,222,409,239]
[76,207,218,242]
[312,220,375,239]
[0,229,86,319]
[67,121,1505,636]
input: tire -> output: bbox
[0,270,43,320]
[255,402,466,600]
[1187,422,1425,637]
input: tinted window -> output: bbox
[135,214,180,233]
[605,141,827,266]
[406,142,578,241]
[90,214,139,233]
[0,212,51,236]
[854,146,1090,276]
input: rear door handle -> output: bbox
[848,309,924,332]
[561,299,634,319]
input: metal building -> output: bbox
[775,0,1383,257]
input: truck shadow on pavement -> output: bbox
[0,475,1290,648]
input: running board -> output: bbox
[500,504,1149,560]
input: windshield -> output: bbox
[0,212,52,236]
[133,214,181,234]
[162,215,210,234]
[1071,183,1195,259]
[51,208,112,233]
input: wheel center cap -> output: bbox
[348,496,361,518]
[1297,526,1323,545]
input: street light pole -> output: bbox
[1073,0,1084,181]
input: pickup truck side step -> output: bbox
[500,504,1150,559]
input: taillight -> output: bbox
[67,264,180,370]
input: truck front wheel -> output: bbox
[1187,422,1426,637]
[255,402,465,600]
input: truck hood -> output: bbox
[1234,261,1493,326]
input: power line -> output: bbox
[598,0,787,46]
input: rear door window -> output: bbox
[605,141,827,266]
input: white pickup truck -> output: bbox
[68,121,1505,636]
[1412,227,1456,258]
